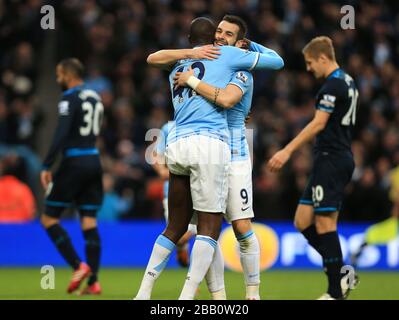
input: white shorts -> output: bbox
[225,158,254,223]
[165,135,230,213]
[163,198,197,234]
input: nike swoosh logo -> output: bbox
[241,207,250,212]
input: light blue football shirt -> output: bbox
[225,41,283,160]
[167,45,264,145]
[227,70,253,161]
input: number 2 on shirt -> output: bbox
[172,62,205,99]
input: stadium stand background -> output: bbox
[1,0,399,222]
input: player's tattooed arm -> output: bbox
[173,67,243,108]
[147,45,220,70]
[267,110,330,172]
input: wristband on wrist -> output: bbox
[213,87,220,104]
[186,76,201,90]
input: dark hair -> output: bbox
[222,15,248,40]
[188,17,216,46]
[57,58,85,79]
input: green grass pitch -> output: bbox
[0,268,398,300]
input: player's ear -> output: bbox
[62,71,69,81]
[65,71,73,83]
[319,54,328,64]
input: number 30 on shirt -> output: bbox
[80,101,104,136]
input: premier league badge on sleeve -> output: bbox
[58,101,70,115]
[236,72,248,84]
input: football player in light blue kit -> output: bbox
[173,15,269,300]
[135,17,283,300]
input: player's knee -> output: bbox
[232,219,252,236]
[40,214,59,229]
[197,224,221,240]
[293,216,306,231]
[294,206,314,231]
[233,220,253,251]
[197,212,223,239]
[81,217,97,230]
[315,216,336,233]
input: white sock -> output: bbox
[135,234,175,300]
[237,230,260,299]
[205,242,226,300]
[179,235,217,300]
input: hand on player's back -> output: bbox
[236,38,251,50]
[173,66,195,89]
[190,45,220,60]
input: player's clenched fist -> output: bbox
[267,148,291,172]
[40,170,52,190]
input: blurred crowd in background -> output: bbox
[1,0,399,222]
